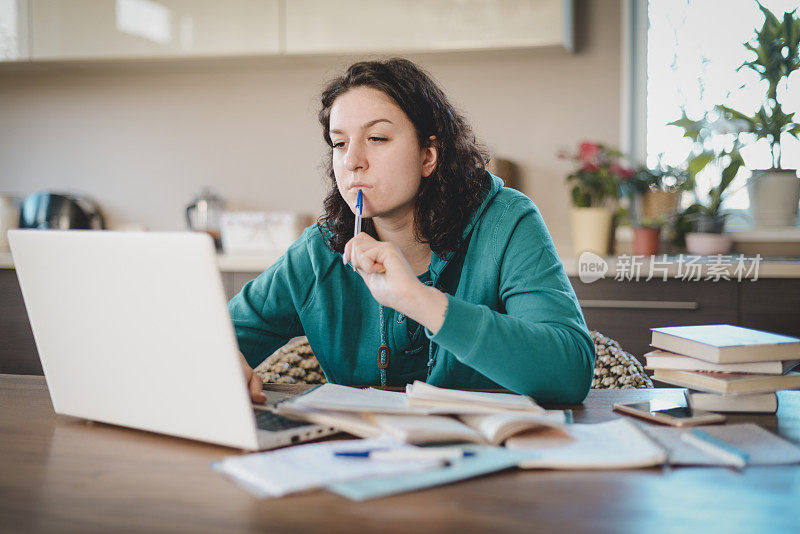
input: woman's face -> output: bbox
[329,86,437,220]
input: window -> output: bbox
[632,0,800,223]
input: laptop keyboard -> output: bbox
[254,410,311,431]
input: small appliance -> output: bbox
[19,192,105,230]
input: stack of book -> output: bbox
[645,324,800,413]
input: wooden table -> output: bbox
[2,375,799,534]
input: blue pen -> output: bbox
[681,428,749,468]
[344,190,363,267]
[354,189,363,239]
[334,447,475,461]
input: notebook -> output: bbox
[505,418,667,470]
[213,438,442,498]
[327,445,539,501]
[640,424,800,465]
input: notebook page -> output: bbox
[212,438,440,498]
[283,383,428,414]
[406,381,543,412]
[368,414,486,444]
[506,418,667,469]
[640,423,800,466]
[459,411,568,443]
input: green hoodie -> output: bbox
[229,173,596,403]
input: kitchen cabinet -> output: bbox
[0,0,30,60]
[284,0,573,55]
[0,269,41,375]
[3,0,573,62]
[571,277,800,360]
[738,279,800,338]
[30,0,280,60]
[0,268,260,375]
[5,266,799,376]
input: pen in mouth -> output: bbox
[354,189,363,238]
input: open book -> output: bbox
[368,411,567,445]
[277,383,427,414]
[405,381,545,414]
[274,382,562,444]
[277,382,544,416]
[276,403,567,445]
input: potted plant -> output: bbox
[632,216,665,257]
[635,160,692,220]
[717,3,800,227]
[666,113,744,254]
[560,141,632,255]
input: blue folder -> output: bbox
[327,445,539,501]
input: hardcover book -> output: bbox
[644,349,799,375]
[650,325,800,364]
[684,391,778,413]
[653,369,800,395]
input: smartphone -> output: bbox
[613,399,725,427]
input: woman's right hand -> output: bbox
[240,353,267,403]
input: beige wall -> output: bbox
[0,0,621,258]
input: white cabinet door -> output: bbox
[0,0,30,60]
[285,0,572,55]
[31,0,280,60]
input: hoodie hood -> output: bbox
[428,171,504,283]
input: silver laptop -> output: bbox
[8,229,337,451]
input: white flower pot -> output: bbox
[747,169,800,227]
[685,232,732,256]
[570,207,613,256]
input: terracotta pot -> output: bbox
[632,226,660,256]
[570,207,614,256]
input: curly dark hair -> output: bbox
[317,58,491,256]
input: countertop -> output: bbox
[0,251,282,273]
[4,250,800,278]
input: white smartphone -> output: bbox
[613,399,726,427]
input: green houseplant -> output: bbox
[560,141,632,255]
[718,2,800,226]
[668,110,745,253]
[617,162,689,256]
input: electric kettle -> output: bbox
[186,188,224,250]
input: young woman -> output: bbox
[229,58,595,404]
